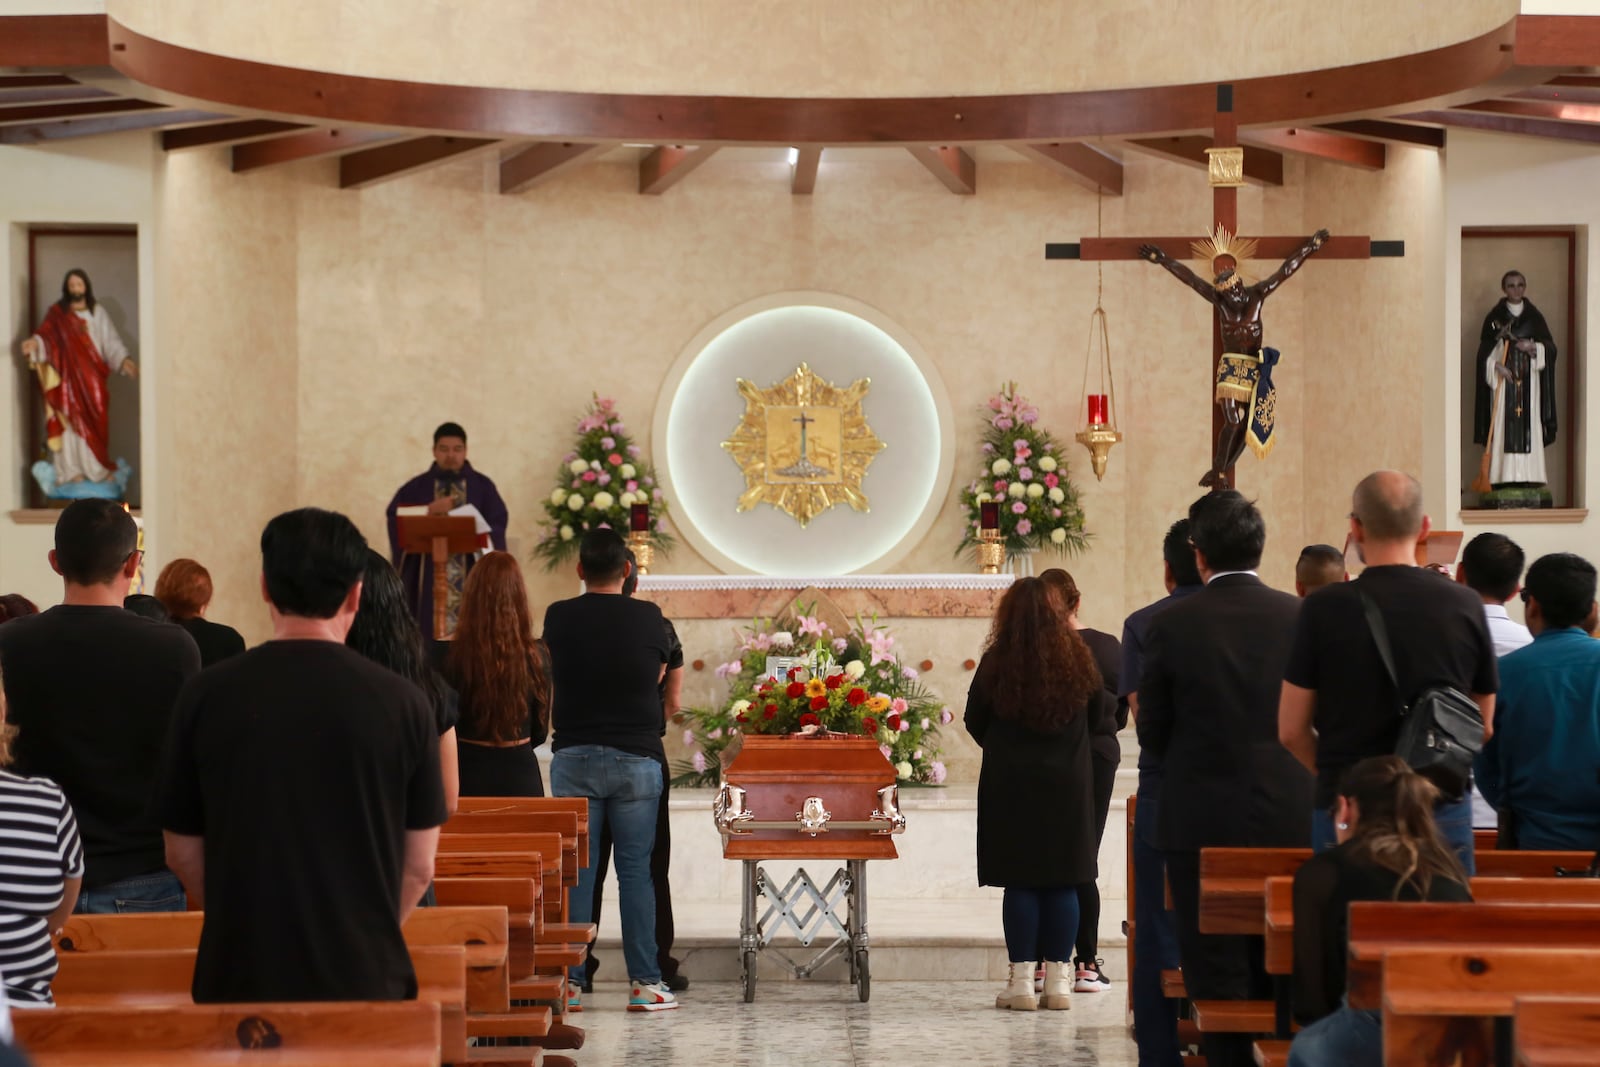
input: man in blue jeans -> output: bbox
[1279,470,1498,873]
[1121,518,1200,1067]
[545,529,677,1012]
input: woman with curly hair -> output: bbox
[347,549,460,813]
[442,552,551,797]
[966,576,1110,1012]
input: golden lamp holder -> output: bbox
[976,529,1005,575]
[627,529,656,576]
[1074,190,1123,482]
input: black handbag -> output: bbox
[1359,589,1485,798]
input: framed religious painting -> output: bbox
[17,226,141,510]
[1459,227,1579,511]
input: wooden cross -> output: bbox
[1046,84,1404,487]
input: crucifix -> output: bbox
[1046,84,1405,490]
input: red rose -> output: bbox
[886,713,902,732]
[799,712,820,728]
[785,681,805,699]
[846,687,867,707]
[824,672,843,690]
[809,695,828,711]
[763,705,778,720]
[787,667,802,680]
[735,712,748,723]
[758,682,772,694]
[861,716,879,735]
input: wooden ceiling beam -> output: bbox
[1012,143,1122,194]
[639,146,721,195]
[1454,98,1600,124]
[0,75,79,89]
[339,136,498,190]
[907,146,976,194]
[1397,109,1600,146]
[1316,120,1445,149]
[790,146,822,195]
[162,120,310,151]
[1512,14,1600,67]
[232,128,398,173]
[1240,127,1385,170]
[499,141,613,194]
[0,15,109,67]
[0,86,116,107]
[0,109,222,145]
[1123,136,1283,185]
[0,98,162,128]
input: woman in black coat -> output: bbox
[966,576,1110,1012]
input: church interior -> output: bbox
[5,3,1600,1064]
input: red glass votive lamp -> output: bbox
[630,502,650,532]
[980,501,1000,530]
[1087,394,1110,426]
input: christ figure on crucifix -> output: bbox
[1139,226,1329,488]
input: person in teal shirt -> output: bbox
[1475,552,1600,851]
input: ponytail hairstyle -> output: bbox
[1336,755,1466,899]
[1038,568,1082,618]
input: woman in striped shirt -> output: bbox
[0,663,84,1007]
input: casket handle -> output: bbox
[869,784,907,835]
[714,783,755,835]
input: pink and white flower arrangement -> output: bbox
[958,382,1087,561]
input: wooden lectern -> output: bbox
[395,515,481,640]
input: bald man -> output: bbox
[1294,545,1346,597]
[1278,470,1497,871]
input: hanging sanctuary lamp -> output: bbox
[1075,190,1122,480]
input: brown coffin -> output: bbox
[718,735,901,861]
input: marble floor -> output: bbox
[575,980,1138,1066]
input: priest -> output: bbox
[386,422,509,634]
[1473,270,1558,488]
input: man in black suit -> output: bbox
[1137,491,1313,1067]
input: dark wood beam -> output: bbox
[1397,109,1600,146]
[1240,127,1385,170]
[1513,14,1600,67]
[1076,236,1377,261]
[906,146,976,194]
[1123,136,1283,185]
[0,75,78,89]
[0,15,109,67]
[1548,75,1600,89]
[232,128,398,173]
[0,109,221,145]
[104,14,1519,145]
[1012,143,1122,194]
[340,136,498,190]
[791,146,822,195]
[639,146,721,195]
[1454,98,1600,124]
[0,86,116,107]
[1316,120,1445,149]
[163,120,309,151]
[0,98,163,128]
[499,141,612,194]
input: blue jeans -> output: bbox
[1288,1000,1381,1067]
[551,745,663,984]
[1132,789,1183,1066]
[1001,887,1078,963]
[1312,794,1475,875]
[74,869,186,914]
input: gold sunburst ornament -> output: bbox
[1191,224,1260,290]
[721,363,886,528]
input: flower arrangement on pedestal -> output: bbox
[674,609,950,788]
[533,395,675,570]
[956,382,1089,561]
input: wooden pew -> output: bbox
[1515,995,1600,1067]
[52,944,470,1065]
[1383,945,1600,1066]
[1476,851,1597,878]
[456,797,590,874]
[12,1000,442,1067]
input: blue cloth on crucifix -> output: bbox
[385,461,509,635]
[1246,347,1280,459]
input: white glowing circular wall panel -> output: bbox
[657,295,951,576]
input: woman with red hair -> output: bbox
[442,552,551,796]
[154,559,245,667]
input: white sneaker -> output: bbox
[628,981,679,1012]
[995,961,1038,1011]
[1074,959,1111,993]
[1033,966,1045,994]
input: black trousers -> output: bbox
[1073,747,1119,964]
[585,761,679,982]
[1164,848,1272,1067]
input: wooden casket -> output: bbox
[714,735,905,861]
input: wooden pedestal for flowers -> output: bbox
[713,734,905,1003]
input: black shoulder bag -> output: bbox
[1358,589,1485,798]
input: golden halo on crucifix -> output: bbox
[1190,224,1261,289]
[720,363,886,528]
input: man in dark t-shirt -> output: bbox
[1279,471,1496,872]
[0,500,200,913]
[545,529,676,1012]
[159,508,447,1003]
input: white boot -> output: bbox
[1041,960,1073,1010]
[995,960,1039,1010]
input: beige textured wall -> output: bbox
[108,0,1515,98]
